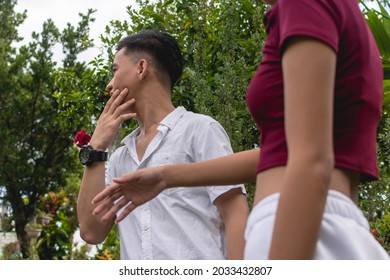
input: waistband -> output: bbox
[248,190,369,230]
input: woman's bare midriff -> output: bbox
[253,166,360,207]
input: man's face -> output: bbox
[106,48,139,98]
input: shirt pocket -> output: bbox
[148,152,190,195]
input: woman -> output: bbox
[92,0,389,259]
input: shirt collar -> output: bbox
[120,106,187,145]
[159,106,187,130]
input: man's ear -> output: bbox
[137,59,148,79]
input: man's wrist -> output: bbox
[89,139,108,151]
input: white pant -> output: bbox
[244,190,390,259]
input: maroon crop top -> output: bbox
[246,0,383,181]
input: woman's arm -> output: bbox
[268,37,336,259]
[92,149,259,222]
[166,148,259,187]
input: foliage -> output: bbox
[71,243,93,260]
[96,249,114,260]
[370,211,390,252]
[56,0,266,148]
[1,242,22,260]
[24,222,42,230]
[90,0,390,255]
[0,0,389,259]
[71,0,267,206]
[27,238,43,260]
[59,0,390,257]
[366,0,390,9]
[36,172,81,259]
[94,224,120,260]
[359,0,390,254]
[359,117,390,253]
[53,0,264,257]
[0,0,95,258]
[1,214,14,232]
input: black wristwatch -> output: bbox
[79,145,108,166]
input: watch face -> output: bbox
[79,147,90,165]
[79,145,107,166]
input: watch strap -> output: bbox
[89,149,108,162]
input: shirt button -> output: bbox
[144,226,149,231]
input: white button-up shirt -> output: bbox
[105,107,245,260]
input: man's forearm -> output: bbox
[77,162,114,244]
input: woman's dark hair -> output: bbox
[116,30,183,89]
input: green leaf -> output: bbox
[366,10,390,58]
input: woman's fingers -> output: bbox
[115,201,137,223]
[100,197,132,222]
[92,173,143,222]
[92,184,121,204]
[92,190,122,215]
[92,182,138,222]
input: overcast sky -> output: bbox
[15,0,137,64]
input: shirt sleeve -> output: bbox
[193,120,246,203]
[278,0,340,55]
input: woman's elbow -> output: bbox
[291,152,334,185]
[306,154,334,188]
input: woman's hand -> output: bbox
[92,166,167,223]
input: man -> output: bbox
[77,30,248,259]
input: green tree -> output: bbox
[36,175,81,259]
[65,0,267,207]
[359,0,390,254]
[53,0,268,258]
[55,0,390,258]
[0,0,95,258]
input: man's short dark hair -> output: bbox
[116,30,183,90]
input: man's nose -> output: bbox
[106,80,113,95]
